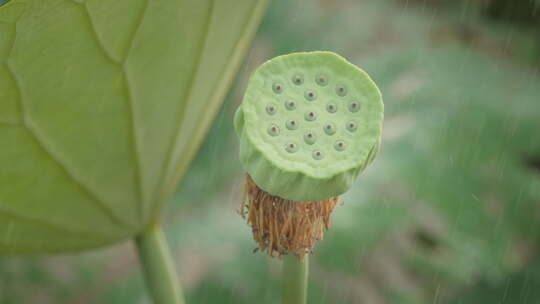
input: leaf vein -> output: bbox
[5,61,132,231]
[121,0,150,224]
[152,0,215,220]
[79,2,120,64]
[160,0,267,199]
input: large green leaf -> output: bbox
[0,0,267,254]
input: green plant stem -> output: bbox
[281,254,309,304]
[135,222,185,304]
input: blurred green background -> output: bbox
[1,0,540,303]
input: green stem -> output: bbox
[281,254,309,304]
[135,222,185,304]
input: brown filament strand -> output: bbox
[240,175,339,259]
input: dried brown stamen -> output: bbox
[240,175,339,260]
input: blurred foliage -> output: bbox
[485,0,540,28]
[1,0,540,303]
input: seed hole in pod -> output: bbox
[292,73,304,85]
[286,119,299,130]
[304,111,317,121]
[304,131,317,145]
[266,104,277,115]
[348,101,360,113]
[304,90,317,101]
[272,82,284,94]
[267,124,280,137]
[324,122,336,135]
[346,121,358,132]
[285,100,296,110]
[285,142,298,153]
[326,102,338,113]
[335,84,347,97]
[316,74,328,86]
[334,140,346,151]
[312,150,324,160]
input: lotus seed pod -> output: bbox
[235,52,383,257]
[235,51,383,202]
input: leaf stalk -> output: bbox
[135,222,185,304]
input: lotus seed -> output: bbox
[286,119,299,130]
[346,121,357,132]
[273,82,284,94]
[348,101,360,113]
[334,140,346,151]
[292,74,304,85]
[267,124,280,136]
[312,150,324,160]
[336,84,347,96]
[266,104,277,115]
[326,102,338,113]
[285,100,296,110]
[324,122,336,135]
[316,74,328,86]
[305,90,317,101]
[285,142,299,153]
[304,131,317,145]
[304,111,317,121]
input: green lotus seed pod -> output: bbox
[234,51,383,202]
